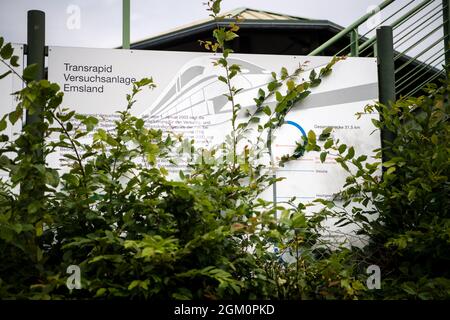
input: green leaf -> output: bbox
[322,127,332,135]
[346,146,355,160]
[35,221,44,236]
[310,78,322,87]
[223,49,232,58]
[307,130,316,144]
[0,118,6,132]
[172,291,193,300]
[383,160,397,168]
[83,116,98,131]
[136,118,144,129]
[218,75,227,84]
[430,134,438,145]
[291,212,306,228]
[134,77,155,88]
[401,283,417,295]
[275,101,287,113]
[11,223,23,234]
[275,91,283,102]
[0,70,12,80]
[58,110,76,122]
[10,55,20,67]
[211,0,222,15]
[309,69,317,81]
[287,80,295,91]
[258,88,265,98]
[281,67,288,80]
[224,31,238,41]
[320,152,327,163]
[338,144,347,154]
[62,173,79,187]
[267,81,278,92]
[356,155,367,162]
[8,109,22,125]
[386,166,396,175]
[28,201,41,215]
[371,118,380,127]
[95,288,107,297]
[23,64,38,81]
[213,29,226,47]
[0,43,13,59]
[45,168,60,187]
[418,292,433,300]
[128,280,140,290]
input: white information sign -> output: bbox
[48,47,380,205]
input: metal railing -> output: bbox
[308,0,449,99]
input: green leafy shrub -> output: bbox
[0,17,345,299]
[0,0,448,300]
[320,79,450,299]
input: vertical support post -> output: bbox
[376,26,395,163]
[26,10,45,124]
[350,28,359,57]
[377,26,395,106]
[443,0,450,67]
[122,0,130,49]
[267,128,277,219]
[23,10,45,198]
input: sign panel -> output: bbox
[0,44,24,178]
[48,47,380,205]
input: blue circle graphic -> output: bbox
[285,120,307,139]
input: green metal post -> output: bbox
[377,26,395,163]
[443,0,450,67]
[377,26,396,105]
[350,28,359,57]
[267,128,277,218]
[26,10,45,123]
[23,10,45,198]
[122,0,130,49]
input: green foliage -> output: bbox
[0,2,448,300]
[322,79,450,299]
[0,7,357,300]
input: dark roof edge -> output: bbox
[126,19,345,50]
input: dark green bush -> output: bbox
[321,80,450,299]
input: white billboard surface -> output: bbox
[48,47,380,205]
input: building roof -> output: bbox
[223,7,311,21]
[129,7,342,50]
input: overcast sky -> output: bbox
[0,0,391,48]
[0,0,444,72]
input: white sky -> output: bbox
[0,0,389,48]
[0,0,445,73]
